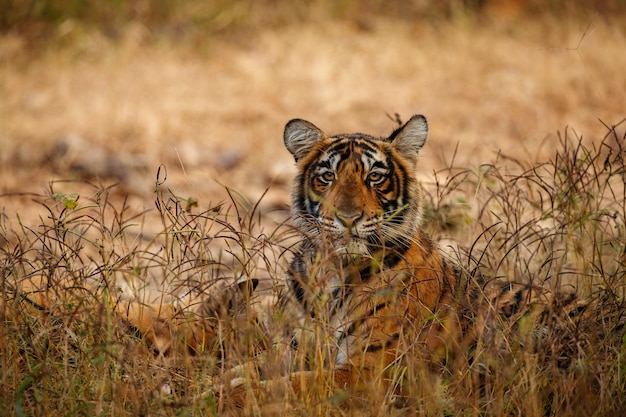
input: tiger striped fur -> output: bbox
[224,115,626,411]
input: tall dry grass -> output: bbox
[0,173,286,416]
[2,2,626,415]
[1,122,625,416]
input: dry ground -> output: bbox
[1,11,625,229]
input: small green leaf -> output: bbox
[63,197,78,209]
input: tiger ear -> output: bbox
[389,114,428,158]
[284,119,326,161]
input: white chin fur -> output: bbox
[334,239,370,257]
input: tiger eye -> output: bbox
[319,171,335,183]
[367,172,385,184]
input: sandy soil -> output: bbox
[1,13,625,229]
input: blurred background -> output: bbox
[1,0,625,225]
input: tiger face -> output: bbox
[283,115,429,257]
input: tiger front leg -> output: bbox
[220,368,348,408]
[221,362,385,410]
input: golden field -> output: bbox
[1,2,626,416]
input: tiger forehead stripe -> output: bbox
[327,137,380,157]
[319,137,387,170]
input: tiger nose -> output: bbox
[336,212,363,228]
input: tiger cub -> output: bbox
[270,115,462,394]
[217,115,626,415]
[235,115,625,405]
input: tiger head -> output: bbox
[283,115,428,257]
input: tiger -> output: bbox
[223,115,462,407]
[223,115,626,413]
[279,114,458,388]
[7,274,260,358]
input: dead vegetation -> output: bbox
[2,121,626,416]
[2,1,626,416]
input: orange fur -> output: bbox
[7,274,258,357]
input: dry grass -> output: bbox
[0,179,284,416]
[2,121,625,416]
[1,2,626,416]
